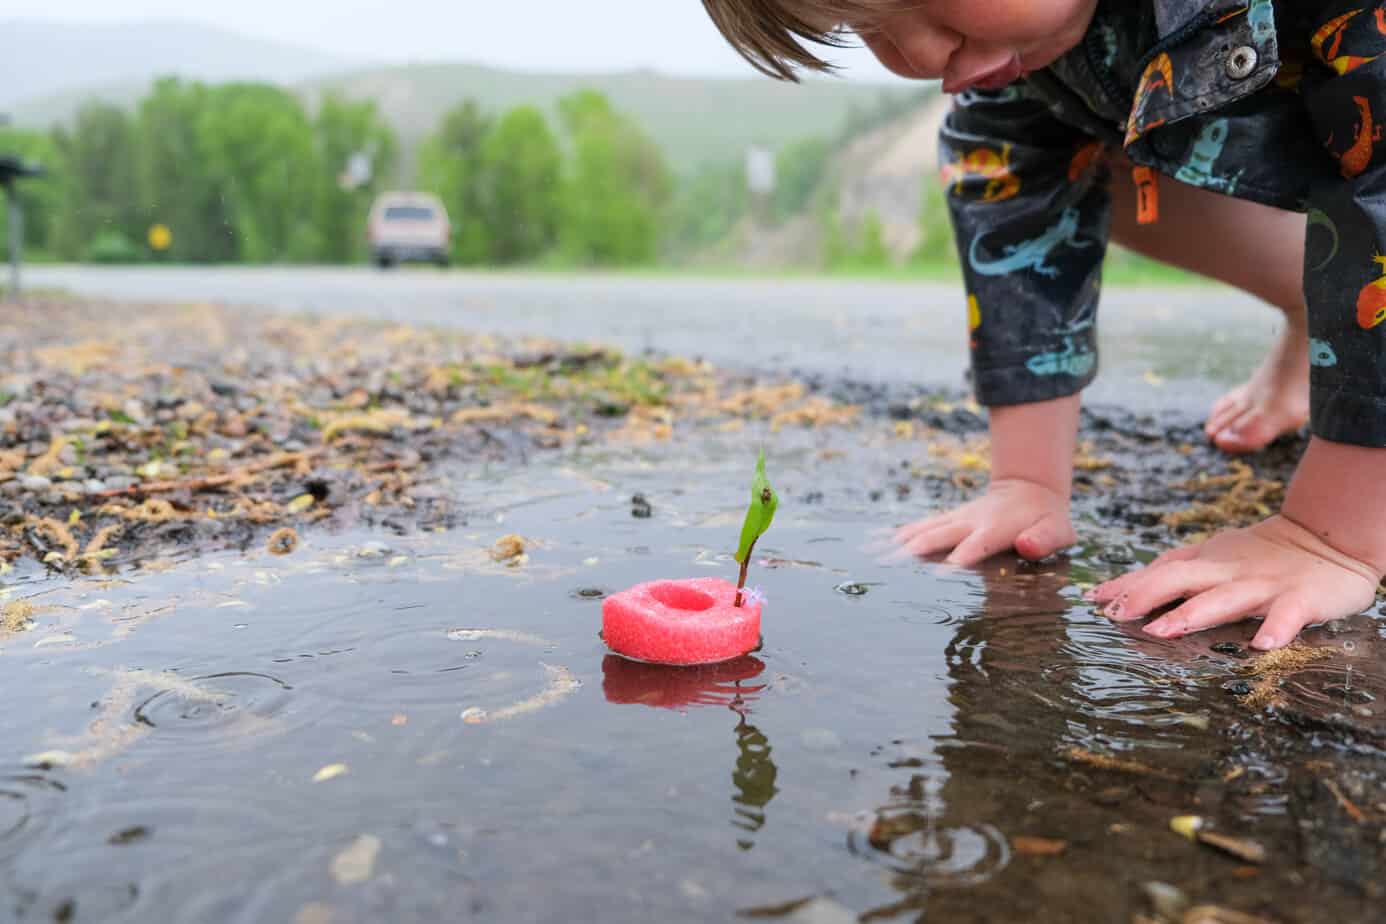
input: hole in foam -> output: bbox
[648,582,715,613]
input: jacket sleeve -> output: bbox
[1301,2,1386,447]
[939,86,1112,407]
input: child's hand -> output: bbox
[1088,515,1381,650]
[893,478,1076,566]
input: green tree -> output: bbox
[417,100,492,264]
[0,128,62,258]
[134,77,237,262]
[313,94,397,264]
[912,178,959,267]
[477,106,561,264]
[771,136,831,223]
[196,83,319,262]
[664,159,749,259]
[557,90,671,266]
[50,102,141,260]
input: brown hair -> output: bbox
[701,0,899,81]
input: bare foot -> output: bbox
[1204,324,1310,453]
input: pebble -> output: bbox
[104,475,137,490]
[1142,881,1189,920]
[835,582,870,597]
[357,541,391,558]
[83,479,107,494]
[18,475,51,491]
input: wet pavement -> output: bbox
[23,266,1282,416]
[2,275,1383,923]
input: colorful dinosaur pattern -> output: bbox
[940,143,1021,203]
[967,208,1093,279]
[1327,95,1382,179]
[1125,53,1174,147]
[1312,9,1386,74]
[1174,119,1242,193]
[1358,255,1386,328]
[1308,208,1340,271]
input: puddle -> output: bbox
[0,444,1382,921]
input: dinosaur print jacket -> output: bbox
[940,0,1386,447]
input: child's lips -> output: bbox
[944,54,1023,94]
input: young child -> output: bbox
[701,0,1386,649]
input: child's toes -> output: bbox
[1204,393,1246,438]
[1211,407,1282,454]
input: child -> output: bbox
[701,0,1386,649]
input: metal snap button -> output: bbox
[1226,45,1258,79]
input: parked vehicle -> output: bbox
[367,192,451,268]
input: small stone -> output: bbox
[1212,642,1249,659]
[1142,881,1189,920]
[329,834,381,885]
[835,582,870,597]
[1099,543,1136,564]
[18,475,51,491]
[357,541,390,558]
[631,494,653,518]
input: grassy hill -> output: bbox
[11,58,923,177]
[299,62,923,174]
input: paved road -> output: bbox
[24,265,1281,414]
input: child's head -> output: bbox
[702,0,1098,92]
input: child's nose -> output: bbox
[877,13,963,78]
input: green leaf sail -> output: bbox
[735,451,778,563]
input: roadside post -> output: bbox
[1,154,45,300]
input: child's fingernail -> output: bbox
[1252,632,1280,650]
[1104,594,1127,620]
[1143,620,1172,638]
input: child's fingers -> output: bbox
[1087,546,1200,602]
[1250,594,1316,651]
[1141,580,1275,639]
[1103,560,1231,622]
[944,529,1007,568]
[894,520,971,561]
[893,513,955,545]
[1014,513,1077,561]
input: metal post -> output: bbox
[5,181,21,299]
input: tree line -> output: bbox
[0,80,673,267]
[0,78,947,271]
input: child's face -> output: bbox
[852,0,1099,93]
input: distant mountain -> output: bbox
[298,62,924,173]
[5,23,924,176]
[0,18,364,112]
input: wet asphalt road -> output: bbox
[25,265,1280,415]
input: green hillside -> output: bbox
[300,63,923,174]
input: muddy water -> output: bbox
[2,443,1384,923]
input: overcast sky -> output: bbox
[26,1,905,81]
